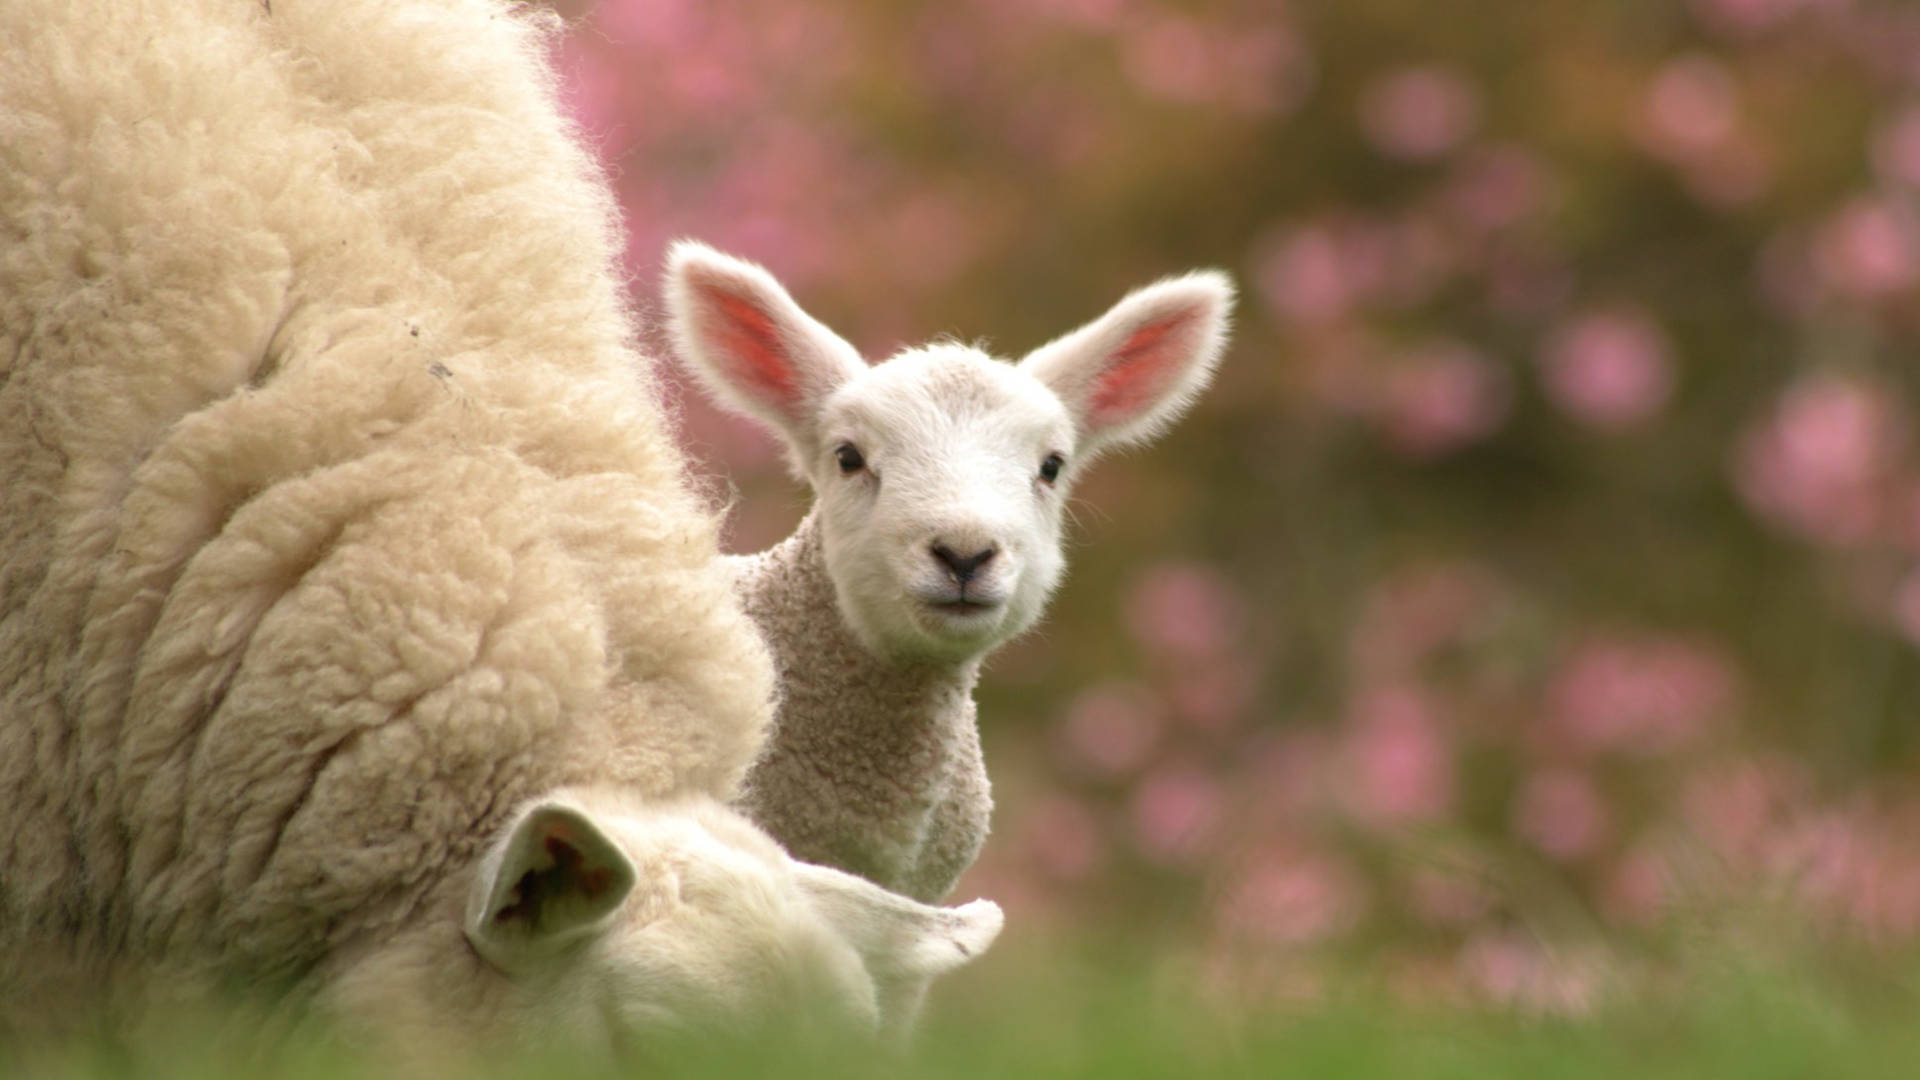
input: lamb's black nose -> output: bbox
[930,543,997,585]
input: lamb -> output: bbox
[0,0,998,1053]
[664,243,1233,904]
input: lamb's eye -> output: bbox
[1038,452,1066,485]
[835,443,866,474]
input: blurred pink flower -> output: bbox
[1120,15,1214,104]
[1131,763,1227,864]
[1358,67,1481,161]
[1601,845,1670,926]
[1639,55,1740,161]
[1379,342,1511,459]
[1812,197,1920,298]
[1349,562,1501,680]
[1343,687,1454,825]
[1895,570,1920,648]
[1252,224,1360,326]
[1021,795,1108,881]
[1874,106,1920,188]
[1456,933,1602,1016]
[1165,657,1258,733]
[1407,867,1494,929]
[1443,145,1551,232]
[1537,308,1676,430]
[1120,16,1310,113]
[1216,851,1364,945]
[1680,133,1774,209]
[1126,563,1242,663]
[1690,0,1788,33]
[1058,682,1163,778]
[1513,768,1611,861]
[1025,0,1126,30]
[1547,636,1735,755]
[1733,374,1903,547]
[1682,759,1804,861]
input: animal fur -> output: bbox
[664,243,1234,903]
[0,0,998,1050]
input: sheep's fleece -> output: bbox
[0,0,996,1047]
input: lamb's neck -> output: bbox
[740,510,981,732]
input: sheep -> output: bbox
[664,243,1234,905]
[0,0,999,1053]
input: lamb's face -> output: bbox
[389,791,1001,1058]
[664,241,1234,661]
[809,347,1076,660]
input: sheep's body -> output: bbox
[665,244,1234,906]
[732,512,990,901]
[0,0,999,1048]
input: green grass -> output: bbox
[8,946,1918,1078]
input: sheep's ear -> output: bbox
[466,801,637,971]
[792,862,1003,983]
[664,240,867,451]
[1019,271,1233,458]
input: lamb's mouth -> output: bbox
[920,595,1004,619]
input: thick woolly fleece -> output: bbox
[732,513,991,903]
[0,0,772,1026]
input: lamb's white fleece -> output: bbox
[0,0,785,1038]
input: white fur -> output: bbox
[0,0,998,1056]
[665,241,1233,903]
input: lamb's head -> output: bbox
[665,242,1233,662]
[470,791,1001,1043]
[332,790,1001,1055]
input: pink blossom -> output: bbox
[1690,0,1806,35]
[1443,145,1550,232]
[1537,309,1676,430]
[1120,16,1310,113]
[1252,224,1359,325]
[1358,67,1481,161]
[1343,687,1454,825]
[1812,197,1920,298]
[1733,374,1903,547]
[1547,636,1735,755]
[1874,106,1920,189]
[1895,570,1920,648]
[1021,795,1107,881]
[1681,760,1803,861]
[1456,933,1602,1016]
[1407,867,1493,929]
[1348,562,1501,680]
[1126,563,1242,663]
[1130,763,1227,864]
[556,39,625,143]
[1058,682,1163,778]
[1639,55,1740,161]
[1216,851,1363,945]
[1119,15,1217,105]
[1601,846,1670,926]
[1513,768,1610,861]
[1164,657,1257,732]
[1379,342,1511,458]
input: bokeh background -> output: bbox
[555,0,1920,1015]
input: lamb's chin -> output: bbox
[896,599,1010,657]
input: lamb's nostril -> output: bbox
[930,543,997,585]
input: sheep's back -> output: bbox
[0,0,772,995]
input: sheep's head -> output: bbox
[665,242,1233,662]
[438,791,1001,1051]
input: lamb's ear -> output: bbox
[1018,271,1233,458]
[466,801,637,971]
[792,862,1004,983]
[664,240,868,452]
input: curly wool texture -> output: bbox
[732,513,991,903]
[0,0,772,1021]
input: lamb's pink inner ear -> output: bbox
[1088,310,1200,428]
[704,287,797,402]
